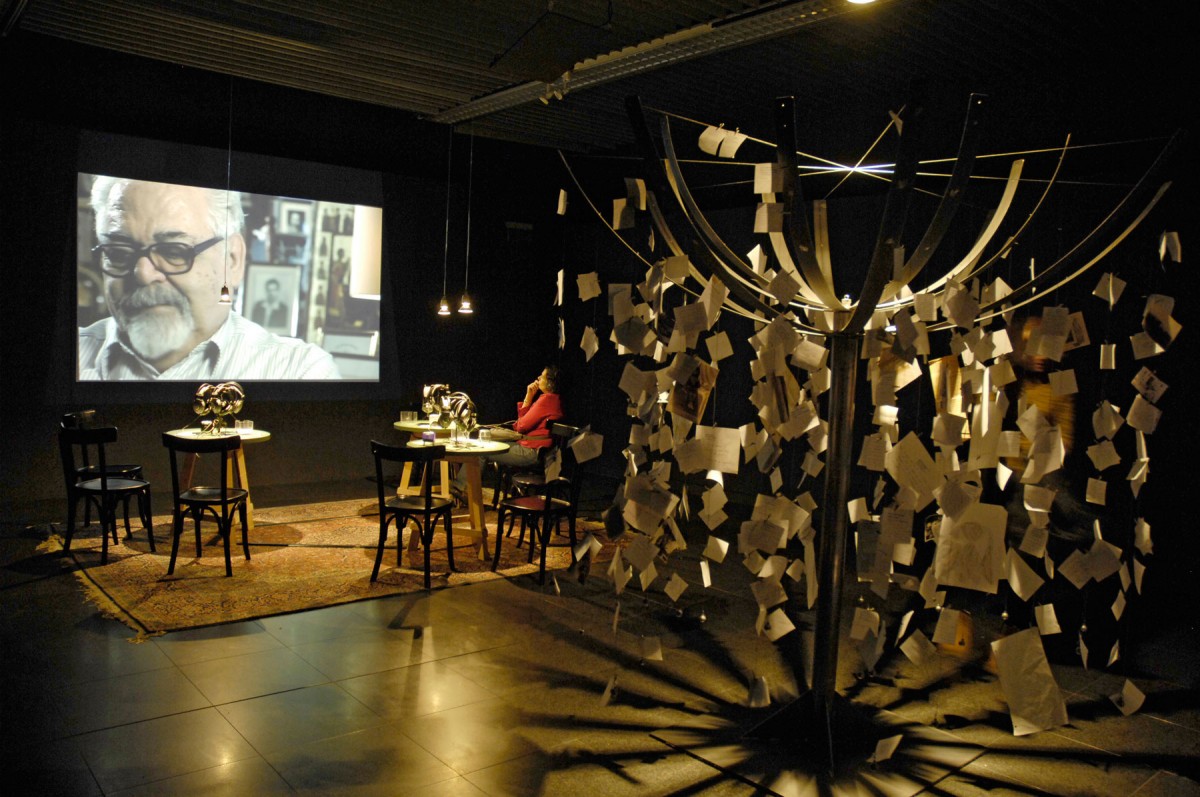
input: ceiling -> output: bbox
[3,0,1190,159]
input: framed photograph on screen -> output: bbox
[244,264,300,337]
[277,199,313,236]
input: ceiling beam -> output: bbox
[430,0,902,125]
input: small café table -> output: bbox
[166,427,271,532]
[395,421,509,553]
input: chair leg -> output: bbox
[64,494,78,552]
[167,511,183,575]
[99,499,111,565]
[193,509,203,558]
[222,515,233,577]
[525,517,536,564]
[538,520,551,586]
[239,501,251,561]
[444,510,455,571]
[492,466,508,510]
[567,515,578,564]
[422,520,432,590]
[142,490,156,552]
[371,514,388,582]
[121,495,133,539]
[491,506,506,571]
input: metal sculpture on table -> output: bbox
[192,381,245,434]
[446,391,478,432]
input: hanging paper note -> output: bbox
[1035,604,1061,635]
[992,629,1069,736]
[1110,679,1146,716]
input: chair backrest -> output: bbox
[371,440,445,510]
[549,423,579,449]
[162,432,241,503]
[162,432,243,455]
[545,423,585,508]
[59,423,118,491]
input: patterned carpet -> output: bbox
[61,498,604,637]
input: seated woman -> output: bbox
[452,365,565,500]
[494,365,565,469]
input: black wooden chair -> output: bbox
[492,423,584,584]
[162,432,249,577]
[492,422,574,516]
[58,423,154,564]
[60,411,148,529]
[371,440,455,589]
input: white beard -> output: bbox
[113,282,195,363]
[124,306,193,362]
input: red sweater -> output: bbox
[515,393,564,449]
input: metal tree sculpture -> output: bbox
[593,87,1180,769]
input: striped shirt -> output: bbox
[78,312,341,381]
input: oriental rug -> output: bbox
[59,498,605,638]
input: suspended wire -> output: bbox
[441,127,453,300]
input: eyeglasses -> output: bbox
[93,236,224,277]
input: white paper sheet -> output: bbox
[1035,604,1061,635]
[1110,679,1146,716]
[576,271,601,302]
[900,629,937,666]
[992,628,1069,736]
[934,502,1007,594]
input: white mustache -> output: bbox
[119,282,189,315]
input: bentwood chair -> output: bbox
[60,411,148,529]
[372,441,455,589]
[162,433,249,577]
[492,424,584,584]
[492,422,574,513]
[58,423,154,564]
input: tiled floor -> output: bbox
[2,490,1198,796]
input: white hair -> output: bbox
[90,175,245,240]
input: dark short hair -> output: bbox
[265,278,280,289]
[543,364,562,393]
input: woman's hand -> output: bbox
[523,378,540,407]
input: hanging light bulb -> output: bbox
[458,129,476,314]
[218,285,233,305]
[437,297,451,315]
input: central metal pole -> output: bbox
[809,330,860,768]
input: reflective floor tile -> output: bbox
[180,645,330,704]
[78,707,258,794]
[216,682,386,754]
[339,659,496,719]
[266,724,459,795]
[109,755,293,796]
[55,665,212,735]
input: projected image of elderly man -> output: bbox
[78,177,338,380]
